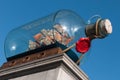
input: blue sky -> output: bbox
[0,0,120,80]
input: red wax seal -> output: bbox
[76,37,91,54]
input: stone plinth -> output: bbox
[0,53,89,80]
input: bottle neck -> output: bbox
[85,19,112,39]
[85,23,96,39]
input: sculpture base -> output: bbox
[0,53,88,80]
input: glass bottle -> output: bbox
[4,9,112,62]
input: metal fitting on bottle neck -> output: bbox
[85,19,112,39]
